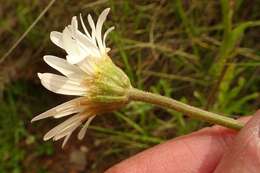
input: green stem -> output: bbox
[128,88,244,130]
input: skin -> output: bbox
[106,110,260,173]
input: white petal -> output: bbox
[62,27,78,56]
[87,14,96,41]
[54,122,79,141]
[43,55,85,80]
[78,115,95,140]
[95,8,110,53]
[43,114,82,141]
[54,131,69,141]
[62,27,87,64]
[62,131,74,148]
[69,26,100,57]
[53,108,84,119]
[38,73,87,96]
[31,97,85,122]
[77,58,96,75]
[66,54,86,65]
[103,26,114,49]
[105,48,111,53]
[50,31,63,49]
[71,16,78,30]
[80,14,91,37]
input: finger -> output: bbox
[214,110,260,173]
[106,124,240,173]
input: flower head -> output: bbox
[32,8,131,148]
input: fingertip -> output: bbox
[105,126,238,173]
[239,110,260,140]
[214,110,260,172]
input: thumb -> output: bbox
[214,110,260,173]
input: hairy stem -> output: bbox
[128,88,244,130]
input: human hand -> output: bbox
[106,110,260,173]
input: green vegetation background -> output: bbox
[0,0,259,172]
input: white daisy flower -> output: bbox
[32,8,131,148]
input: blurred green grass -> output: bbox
[0,0,260,172]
